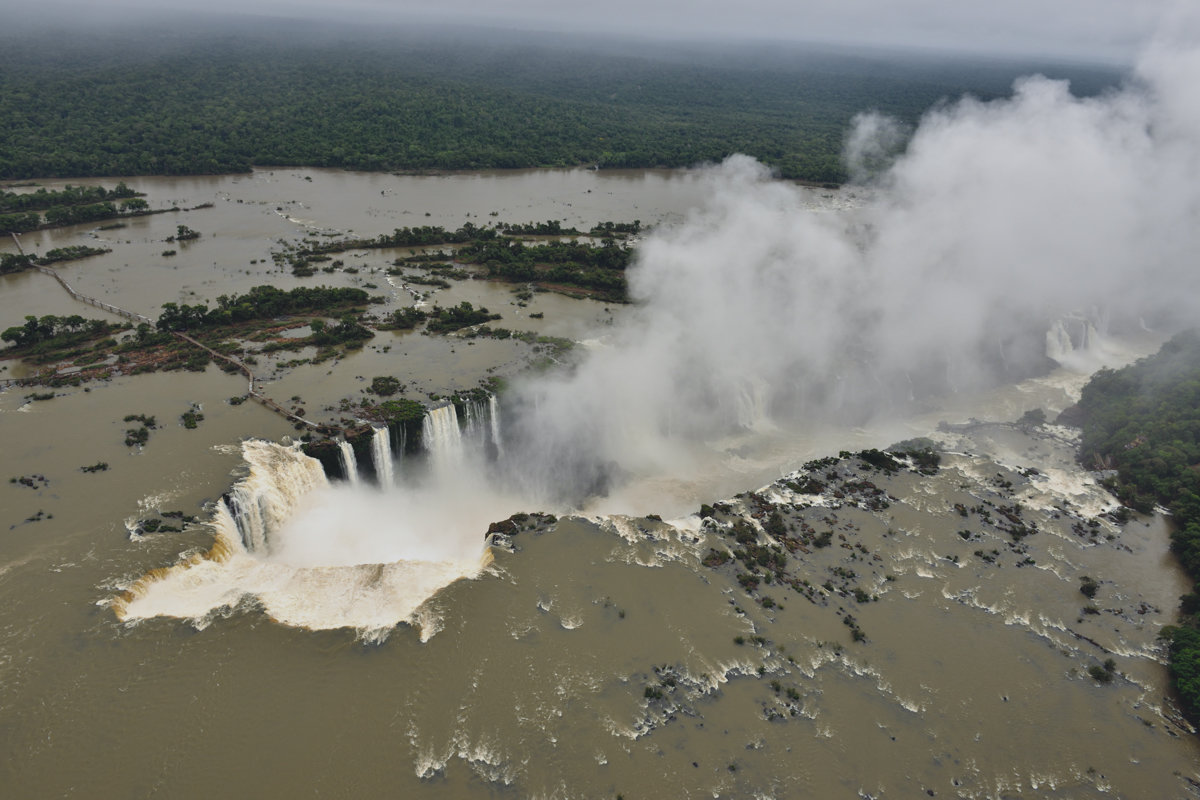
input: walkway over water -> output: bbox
[5,232,321,429]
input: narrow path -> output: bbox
[5,233,323,429]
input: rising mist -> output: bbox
[499,32,1200,507]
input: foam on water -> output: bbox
[113,439,508,639]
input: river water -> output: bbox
[1,168,1197,798]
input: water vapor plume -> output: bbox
[501,34,1200,507]
[844,111,908,183]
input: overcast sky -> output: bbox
[3,0,1184,64]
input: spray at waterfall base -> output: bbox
[114,399,522,639]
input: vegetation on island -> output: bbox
[0,182,138,214]
[277,219,638,300]
[1,314,125,352]
[1069,330,1200,723]
[0,182,143,234]
[154,285,372,332]
[423,302,501,334]
[457,237,632,301]
[122,414,157,448]
[1,245,112,275]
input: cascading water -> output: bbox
[488,394,504,457]
[1045,315,1109,371]
[115,436,508,639]
[733,378,772,431]
[337,440,359,485]
[225,439,330,553]
[423,402,465,474]
[391,423,407,469]
[372,426,394,487]
[457,396,505,460]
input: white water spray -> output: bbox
[116,436,512,638]
[226,439,330,554]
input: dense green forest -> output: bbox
[0,21,1122,183]
[1072,330,1200,723]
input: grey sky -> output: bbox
[6,0,1181,63]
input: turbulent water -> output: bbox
[103,329,1199,797]
[106,398,1200,797]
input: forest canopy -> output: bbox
[1072,330,1200,722]
[0,22,1122,183]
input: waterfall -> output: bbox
[422,402,464,473]
[337,440,359,485]
[733,378,771,430]
[225,440,329,554]
[457,395,504,459]
[488,394,504,457]
[1046,316,1106,368]
[463,400,484,446]
[391,423,407,467]
[1046,320,1072,363]
[372,426,394,487]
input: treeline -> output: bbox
[458,238,633,300]
[501,221,581,236]
[277,223,497,275]
[378,301,500,334]
[0,182,138,213]
[1,314,121,349]
[278,220,636,299]
[0,245,111,274]
[284,219,625,266]
[155,285,370,331]
[0,26,1121,183]
[1072,330,1200,722]
[588,221,641,238]
[0,182,145,234]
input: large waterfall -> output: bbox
[323,396,502,489]
[1046,316,1109,371]
[116,435,508,638]
[372,426,394,487]
[337,440,359,485]
[488,395,504,458]
[423,402,465,473]
[391,423,407,468]
[461,396,504,458]
[223,439,330,554]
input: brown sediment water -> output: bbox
[0,169,1196,799]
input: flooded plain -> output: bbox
[1,168,1197,798]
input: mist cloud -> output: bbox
[500,35,1200,505]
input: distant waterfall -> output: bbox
[460,395,504,458]
[372,426,394,487]
[733,378,771,431]
[224,440,329,554]
[337,440,359,485]
[423,402,464,473]
[1046,316,1102,367]
[487,394,504,457]
[391,423,407,467]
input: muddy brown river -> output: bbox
[1,168,1197,798]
